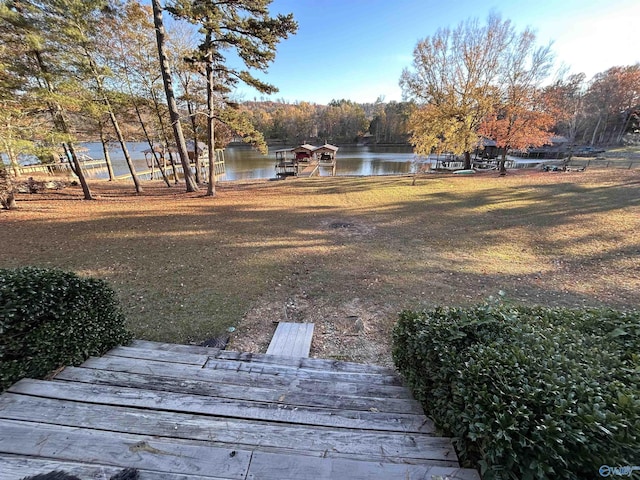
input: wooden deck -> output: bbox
[0,340,479,480]
[266,322,314,357]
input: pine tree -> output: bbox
[151,0,199,192]
[165,0,297,196]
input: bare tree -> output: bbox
[541,73,587,161]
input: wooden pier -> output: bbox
[0,340,479,480]
[16,159,107,177]
[114,157,226,182]
[16,146,226,182]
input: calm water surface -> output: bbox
[79,142,418,181]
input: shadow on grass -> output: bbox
[2,173,639,346]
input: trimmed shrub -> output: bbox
[1,267,133,391]
[393,303,640,480]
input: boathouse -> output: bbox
[274,148,298,176]
[275,143,339,178]
[291,144,317,162]
[314,144,339,162]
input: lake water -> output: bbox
[78,142,418,181]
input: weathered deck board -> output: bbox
[246,451,481,480]
[0,340,480,480]
[81,355,413,399]
[0,394,458,464]
[9,379,434,433]
[211,350,395,375]
[266,322,314,357]
[107,345,402,385]
[105,347,401,386]
[0,420,251,479]
[0,455,228,480]
[201,357,400,385]
[106,346,210,366]
[130,339,222,356]
[130,339,395,375]
[54,366,423,414]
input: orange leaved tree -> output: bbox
[479,29,554,174]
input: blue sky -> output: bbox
[232,0,640,105]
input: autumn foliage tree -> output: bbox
[582,65,640,145]
[401,14,514,169]
[401,14,553,171]
[478,29,554,173]
[540,73,587,160]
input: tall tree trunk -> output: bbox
[616,111,633,144]
[590,115,602,146]
[600,113,610,145]
[463,151,471,170]
[0,164,17,209]
[106,107,142,193]
[499,150,507,175]
[62,143,78,176]
[151,0,199,192]
[2,141,21,177]
[98,125,116,181]
[33,50,93,200]
[149,88,179,185]
[66,140,93,200]
[83,50,142,193]
[187,100,201,184]
[119,45,170,187]
[131,95,171,187]
[206,59,216,197]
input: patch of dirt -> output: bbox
[229,217,390,365]
[321,218,376,237]
[229,294,396,367]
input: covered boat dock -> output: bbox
[275,144,338,178]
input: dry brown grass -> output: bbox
[2,169,639,365]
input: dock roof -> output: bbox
[315,144,339,153]
[291,144,318,153]
[286,143,339,153]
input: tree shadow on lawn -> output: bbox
[2,173,638,351]
[411,179,639,226]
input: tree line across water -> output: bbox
[1,2,639,207]
[240,99,413,145]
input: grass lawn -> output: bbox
[2,169,639,365]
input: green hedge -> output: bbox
[1,267,133,391]
[392,303,640,480]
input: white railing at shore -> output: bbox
[114,160,226,181]
[16,152,227,181]
[16,158,108,176]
